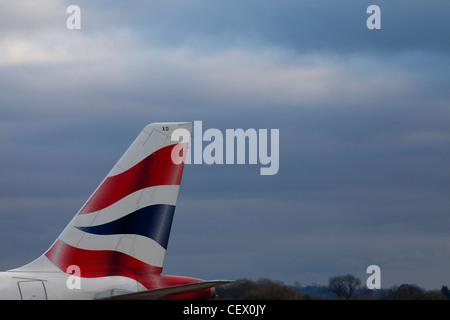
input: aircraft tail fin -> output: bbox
[13,122,192,277]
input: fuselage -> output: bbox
[0,271,213,300]
[0,271,138,299]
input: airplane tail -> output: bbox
[14,122,192,278]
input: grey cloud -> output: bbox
[0,0,449,290]
[0,1,64,36]
[78,0,450,54]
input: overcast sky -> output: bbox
[1,0,449,290]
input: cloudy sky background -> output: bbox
[1,0,449,290]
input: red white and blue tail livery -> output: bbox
[0,122,230,299]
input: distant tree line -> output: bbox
[216,275,450,300]
[216,278,304,300]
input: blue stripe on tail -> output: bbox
[76,204,176,249]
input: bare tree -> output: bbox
[327,274,362,299]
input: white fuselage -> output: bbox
[0,271,139,300]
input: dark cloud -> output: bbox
[0,1,449,290]
[78,0,450,54]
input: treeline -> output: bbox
[216,278,304,300]
[216,276,450,300]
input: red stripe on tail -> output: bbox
[45,240,162,278]
[79,143,187,215]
